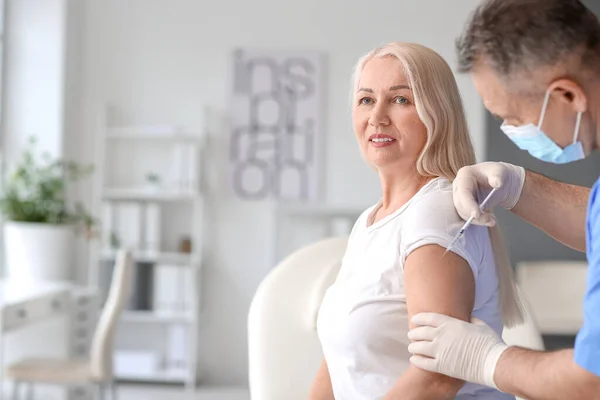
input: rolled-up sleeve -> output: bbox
[575,179,600,376]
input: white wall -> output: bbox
[75,0,485,385]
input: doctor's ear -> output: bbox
[549,79,588,113]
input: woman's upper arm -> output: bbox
[401,244,475,394]
[404,244,475,329]
[307,358,334,400]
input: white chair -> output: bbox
[515,260,587,335]
[248,236,545,400]
[6,249,134,400]
[248,236,348,400]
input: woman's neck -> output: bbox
[378,168,432,212]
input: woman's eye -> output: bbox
[394,96,409,104]
[359,97,373,105]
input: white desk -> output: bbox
[0,281,74,400]
[0,281,72,334]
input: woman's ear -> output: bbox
[549,78,588,113]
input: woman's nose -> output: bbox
[368,104,390,126]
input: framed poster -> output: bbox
[229,48,326,201]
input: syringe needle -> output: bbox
[443,188,498,257]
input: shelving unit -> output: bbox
[102,188,200,202]
[121,310,194,324]
[100,249,195,265]
[114,369,189,384]
[89,105,206,391]
[105,126,203,142]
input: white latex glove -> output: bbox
[407,312,509,389]
[453,162,526,227]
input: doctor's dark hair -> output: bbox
[456,0,600,76]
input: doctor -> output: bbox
[407,0,600,399]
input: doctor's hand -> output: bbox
[453,162,525,227]
[407,313,509,389]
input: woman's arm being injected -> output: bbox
[384,244,475,400]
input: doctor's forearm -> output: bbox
[495,347,600,399]
[512,170,589,252]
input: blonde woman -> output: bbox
[311,42,522,400]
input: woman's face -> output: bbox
[352,57,428,171]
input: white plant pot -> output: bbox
[4,221,75,283]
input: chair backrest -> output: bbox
[248,236,348,400]
[89,249,134,380]
[515,260,587,335]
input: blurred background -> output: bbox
[0,0,596,399]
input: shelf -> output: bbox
[277,203,366,218]
[101,249,194,265]
[107,127,203,143]
[102,187,200,201]
[98,107,202,391]
[121,310,194,324]
[115,369,189,384]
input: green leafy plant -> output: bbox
[146,172,161,186]
[0,137,96,237]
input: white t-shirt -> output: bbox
[316,178,514,400]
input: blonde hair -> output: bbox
[352,42,523,327]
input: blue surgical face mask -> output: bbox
[500,89,584,164]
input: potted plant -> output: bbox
[145,171,162,192]
[0,137,95,284]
